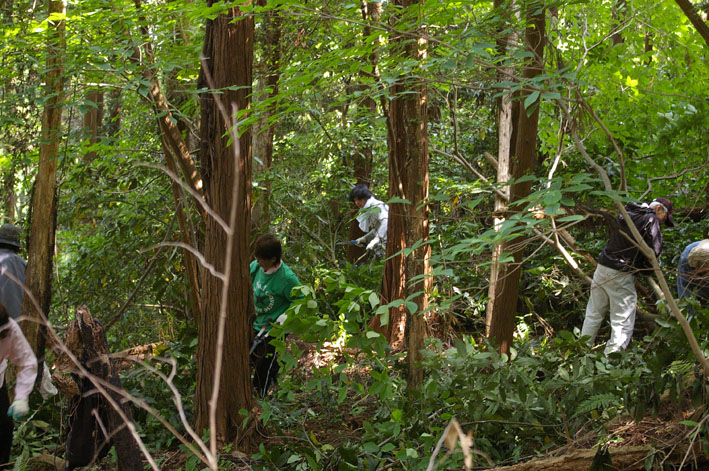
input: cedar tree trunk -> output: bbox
[194,2,255,445]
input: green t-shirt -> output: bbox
[250,260,301,331]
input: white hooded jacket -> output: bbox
[356,196,388,250]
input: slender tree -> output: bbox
[132,0,203,322]
[252,0,282,234]
[486,0,546,354]
[82,88,103,162]
[346,0,382,264]
[20,0,66,364]
[194,1,255,448]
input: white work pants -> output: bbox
[581,264,637,355]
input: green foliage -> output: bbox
[257,301,709,470]
[123,322,199,451]
[2,0,708,468]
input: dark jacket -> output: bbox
[597,203,663,274]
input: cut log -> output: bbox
[488,444,704,471]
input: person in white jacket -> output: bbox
[0,303,37,470]
[349,184,388,257]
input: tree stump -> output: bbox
[52,305,143,470]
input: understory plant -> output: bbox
[254,275,709,470]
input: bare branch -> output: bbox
[560,94,709,376]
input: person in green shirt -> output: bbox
[250,234,300,396]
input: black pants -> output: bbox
[0,384,14,470]
[250,337,279,397]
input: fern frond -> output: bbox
[575,393,622,416]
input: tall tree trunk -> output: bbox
[82,88,103,162]
[2,167,15,222]
[486,0,519,352]
[104,88,122,139]
[385,0,431,389]
[486,0,546,354]
[194,1,255,447]
[20,0,66,368]
[346,0,382,264]
[252,0,281,234]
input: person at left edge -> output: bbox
[250,234,301,397]
[0,224,27,320]
[0,303,37,470]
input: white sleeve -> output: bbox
[7,320,38,401]
[376,204,389,240]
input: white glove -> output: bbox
[276,313,287,325]
[7,399,29,419]
[366,237,380,251]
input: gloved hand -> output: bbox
[276,313,287,325]
[349,240,359,246]
[7,399,29,420]
[366,237,380,251]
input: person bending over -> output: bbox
[677,239,709,304]
[349,184,388,257]
[581,197,675,355]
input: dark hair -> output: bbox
[349,184,373,202]
[254,234,282,263]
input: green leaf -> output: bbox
[524,90,540,110]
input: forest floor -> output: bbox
[42,338,708,471]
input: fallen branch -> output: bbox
[487,446,656,471]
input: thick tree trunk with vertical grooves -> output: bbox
[194,2,255,443]
[383,0,431,389]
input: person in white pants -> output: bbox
[581,198,675,355]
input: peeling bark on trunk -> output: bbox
[486,0,518,353]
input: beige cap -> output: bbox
[688,240,709,269]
